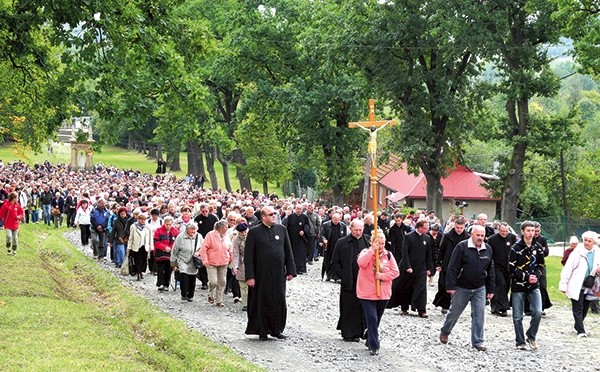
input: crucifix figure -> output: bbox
[349,99,396,167]
[349,99,398,297]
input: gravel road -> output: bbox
[67,230,600,371]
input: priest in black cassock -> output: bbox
[488,222,517,316]
[282,203,310,275]
[330,219,370,341]
[387,219,434,318]
[321,213,348,281]
[245,206,297,341]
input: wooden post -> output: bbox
[349,99,397,297]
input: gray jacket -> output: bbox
[171,232,204,275]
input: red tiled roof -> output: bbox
[379,163,498,201]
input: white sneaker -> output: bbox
[577,333,588,338]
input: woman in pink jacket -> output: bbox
[0,192,24,255]
[357,230,399,356]
[199,220,231,307]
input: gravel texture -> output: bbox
[66,230,600,371]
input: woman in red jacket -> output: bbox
[0,192,24,255]
[153,216,179,292]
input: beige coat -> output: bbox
[127,224,155,254]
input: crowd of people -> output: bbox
[1,159,599,356]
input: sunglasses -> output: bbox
[265,213,275,216]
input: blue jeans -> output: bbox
[31,209,39,223]
[511,289,542,345]
[42,204,51,225]
[440,286,486,347]
[114,244,125,267]
[360,299,388,351]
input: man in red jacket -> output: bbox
[0,192,24,255]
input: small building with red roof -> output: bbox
[362,157,499,219]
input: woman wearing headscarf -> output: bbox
[356,230,399,356]
[172,222,203,301]
[232,222,249,310]
[153,216,178,292]
[127,212,154,281]
[200,220,231,307]
[560,231,600,338]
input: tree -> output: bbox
[554,0,600,76]
[477,0,563,226]
[235,114,290,195]
[342,0,490,217]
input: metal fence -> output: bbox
[282,180,316,201]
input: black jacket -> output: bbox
[438,229,470,271]
[509,238,545,292]
[446,239,495,293]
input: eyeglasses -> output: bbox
[265,213,275,216]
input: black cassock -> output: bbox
[245,223,297,338]
[331,234,370,340]
[488,232,517,313]
[432,229,470,310]
[387,231,434,312]
[283,213,310,274]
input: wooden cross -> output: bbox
[349,99,397,297]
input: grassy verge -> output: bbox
[0,225,262,371]
[546,256,568,307]
[0,143,282,195]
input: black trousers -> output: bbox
[180,273,197,299]
[80,224,91,245]
[156,260,172,288]
[571,289,591,334]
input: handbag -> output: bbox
[583,275,595,289]
[121,254,130,276]
[192,234,204,269]
[128,254,137,276]
[51,207,61,216]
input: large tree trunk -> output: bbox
[421,169,444,218]
[216,149,232,192]
[187,139,205,176]
[157,145,163,161]
[166,150,181,172]
[262,180,269,196]
[332,184,344,207]
[203,143,219,190]
[232,149,251,191]
[501,98,528,227]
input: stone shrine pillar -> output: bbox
[70,142,94,171]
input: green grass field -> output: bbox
[0,142,282,195]
[0,225,262,371]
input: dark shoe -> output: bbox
[201,285,208,290]
[207,296,214,304]
[344,337,360,342]
[400,310,409,316]
[216,302,225,307]
[369,348,379,356]
[498,311,508,317]
[525,311,532,316]
[272,333,287,340]
[441,308,448,314]
[242,306,248,311]
[307,261,313,265]
[474,344,487,352]
[259,335,268,341]
[419,312,429,318]
[187,298,193,302]
[181,296,187,301]
[439,332,449,344]
[314,257,320,261]
[541,311,546,317]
